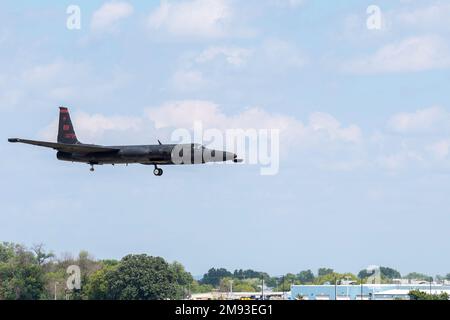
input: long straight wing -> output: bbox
[8,138,119,154]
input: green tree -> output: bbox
[190,281,214,294]
[0,242,16,263]
[32,244,55,266]
[297,270,315,284]
[274,279,300,292]
[380,267,401,279]
[318,268,334,277]
[219,277,259,292]
[100,259,119,267]
[276,273,299,291]
[106,254,185,300]
[200,268,233,287]
[358,266,401,282]
[314,272,359,285]
[409,290,449,300]
[233,269,269,280]
[0,243,46,300]
[404,272,432,281]
[233,281,258,292]
[265,277,278,288]
[84,263,117,299]
[169,261,194,298]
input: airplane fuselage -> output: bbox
[56,143,236,166]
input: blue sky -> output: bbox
[1,0,450,277]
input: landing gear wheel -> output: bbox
[89,164,95,172]
[153,166,163,176]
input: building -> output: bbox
[290,284,450,300]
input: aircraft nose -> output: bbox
[203,149,237,162]
[224,151,236,161]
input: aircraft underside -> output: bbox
[55,151,214,176]
[56,151,176,175]
[56,151,173,164]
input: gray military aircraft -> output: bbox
[8,107,242,176]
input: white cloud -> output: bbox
[388,106,449,133]
[145,100,362,146]
[74,112,143,140]
[147,100,220,129]
[22,60,82,84]
[375,106,450,170]
[168,39,306,93]
[148,0,232,38]
[11,60,90,102]
[196,46,252,66]
[344,36,450,74]
[377,150,423,171]
[91,1,134,32]
[308,112,362,144]
[377,153,405,171]
[428,140,450,160]
[396,3,450,32]
[40,112,143,143]
[0,58,132,111]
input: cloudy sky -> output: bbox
[1,0,450,277]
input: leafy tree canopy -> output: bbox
[0,242,46,300]
[318,268,334,277]
[297,270,315,284]
[233,269,269,280]
[314,272,359,285]
[103,254,191,300]
[358,266,401,281]
[404,272,432,281]
[200,268,233,287]
[219,277,260,292]
[409,290,449,300]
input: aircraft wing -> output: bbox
[8,138,119,154]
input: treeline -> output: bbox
[0,242,192,300]
[1,242,449,300]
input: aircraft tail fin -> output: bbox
[57,107,79,144]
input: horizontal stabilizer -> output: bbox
[8,138,119,154]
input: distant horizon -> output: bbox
[3,240,444,279]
